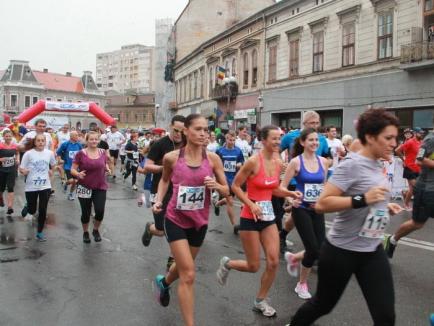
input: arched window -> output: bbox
[231,58,237,77]
[209,66,213,96]
[243,53,249,87]
[251,50,258,87]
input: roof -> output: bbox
[33,71,84,93]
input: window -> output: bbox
[378,11,393,59]
[188,75,192,101]
[183,77,187,101]
[342,23,355,66]
[209,67,213,96]
[10,95,17,107]
[200,68,205,98]
[313,31,324,72]
[231,58,237,77]
[215,66,220,86]
[268,44,277,81]
[25,96,31,108]
[251,50,258,87]
[57,98,62,102]
[289,39,300,77]
[426,0,433,11]
[193,72,198,99]
[108,83,113,87]
[243,53,249,87]
[32,96,38,105]
[225,61,229,77]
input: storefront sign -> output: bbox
[234,108,256,120]
[247,111,257,124]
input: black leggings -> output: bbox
[0,170,16,192]
[292,207,325,268]
[124,160,137,185]
[26,189,51,233]
[291,240,395,326]
[78,189,106,225]
[271,196,285,231]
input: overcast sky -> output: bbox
[0,0,188,76]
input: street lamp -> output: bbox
[223,76,237,130]
[154,104,160,128]
[257,94,264,128]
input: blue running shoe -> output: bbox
[36,232,47,242]
[21,204,28,218]
[154,275,170,307]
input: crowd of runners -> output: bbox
[0,107,433,325]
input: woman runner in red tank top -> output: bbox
[152,114,229,326]
[216,125,302,317]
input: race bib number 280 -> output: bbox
[76,185,92,199]
[176,186,205,211]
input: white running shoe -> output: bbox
[252,298,277,317]
[132,184,138,191]
[295,282,312,300]
[216,256,230,286]
[24,214,34,221]
[284,252,299,277]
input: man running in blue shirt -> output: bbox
[216,130,244,233]
[56,131,82,200]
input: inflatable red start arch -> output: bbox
[17,100,116,126]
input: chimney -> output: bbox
[43,68,48,73]
[66,72,72,77]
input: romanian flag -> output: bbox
[217,66,226,80]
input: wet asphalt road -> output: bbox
[0,174,433,326]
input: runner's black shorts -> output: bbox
[412,186,434,223]
[239,217,276,232]
[403,167,419,180]
[164,218,207,247]
[65,170,76,180]
[109,150,119,159]
[0,171,16,192]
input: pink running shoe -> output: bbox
[284,252,299,277]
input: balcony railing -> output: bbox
[400,41,434,64]
[210,83,238,101]
[3,106,19,114]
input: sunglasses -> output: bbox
[173,128,184,134]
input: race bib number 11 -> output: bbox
[176,186,205,211]
[359,208,390,239]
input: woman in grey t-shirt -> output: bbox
[288,108,403,326]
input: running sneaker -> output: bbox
[154,275,170,307]
[284,252,299,277]
[21,204,28,218]
[24,214,34,222]
[83,232,91,244]
[63,183,68,193]
[132,184,138,191]
[68,193,75,201]
[212,192,220,216]
[6,208,13,215]
[141,222,153,247]
[92,229,102,242]
[279,237,287,254]
[233,224,240,235]
[36,232,47,242]
[383,235,396,259]
[295,282,312,299]
[166,256,175,272]
[216,256,231,286]
[252,298,277,317]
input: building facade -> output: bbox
[96,44,155,94]
[0,60,106,129]
[104,93,155,129]
[172,0,434,135]
[154,18,176,128]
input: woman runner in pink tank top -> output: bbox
[152,114,229,326]
[216,125,302,317]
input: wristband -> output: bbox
[351,194,367,209]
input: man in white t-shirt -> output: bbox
[107,125,126,178]
[235,126,252,161]
[206,131,220,153]
[326,125,344,175]
[57,124,70,146]
[19,119,53,151]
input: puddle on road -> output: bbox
[24,247,45,260]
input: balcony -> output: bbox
[210,83,238,101]
[3,106,19,114]
[400,41,434,71]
